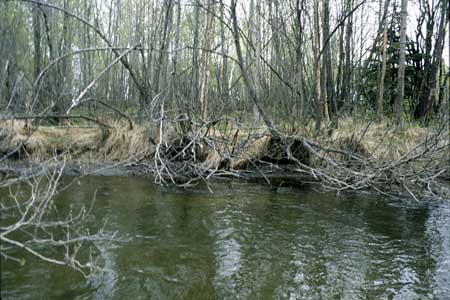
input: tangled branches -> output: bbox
[0,160,115,277]
[293,122,450,200]
[146,113,449,200]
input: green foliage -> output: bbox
[360,28,426,118]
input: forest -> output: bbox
[0,0,450,292]
[1,0,449,192]
[0,0,448,123]
[0,0,449,193]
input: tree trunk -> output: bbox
[154,0,173,95]
[198,0,215,119]
[416,3,435,119]
[420,0,448,121]
[321,0,332,123]
[219,0,229,104]
[377,0,390,119]
[295,0,306,124]
[336,17,345,112]
[172,1,181,76]
[394,0,408,127]
[341,0,353,113]
[248,0,263,124]
[313,0,322,132]
[230,0,276,135]
[31,3,41,112]
[191,0,201,103]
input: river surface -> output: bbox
[1,176,449,300]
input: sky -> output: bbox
[407,1,449,66]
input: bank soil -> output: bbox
[1,119,448,199]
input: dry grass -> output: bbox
[306,118,444,161]
[1,117,446,169]
[0,120,102,160]
[0,120,156,161]
[231,135,272,169]
[97,122,155,160]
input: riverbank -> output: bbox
[1,118,445,162]
[1,118,448,199]
[0,159,147,178]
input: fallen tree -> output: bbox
[136,114,450,200]
[1,115,449,200]
[0,159,117,277]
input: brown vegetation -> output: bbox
[1,117,448,200]
[0,120,155,161]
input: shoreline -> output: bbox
[2,159,449,202]
[1,159,321,191]
[1,159,149,178]
[1,120,448,199]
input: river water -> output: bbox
[1,176,449,299]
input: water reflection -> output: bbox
[426,201,450,299]
[1,177,449,300]
[87,242,119,300]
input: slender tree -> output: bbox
[313,0,322,132]
[341,0,353,112]
[294,0,306,124]
[394,0,408,127]
[377,0,390,119]
[419,0,448,121]
[230,0,275,134]
[32,2,41,108]
[198,0,215,119]
[321,0,332,122]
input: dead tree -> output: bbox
[0,160,115,277]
